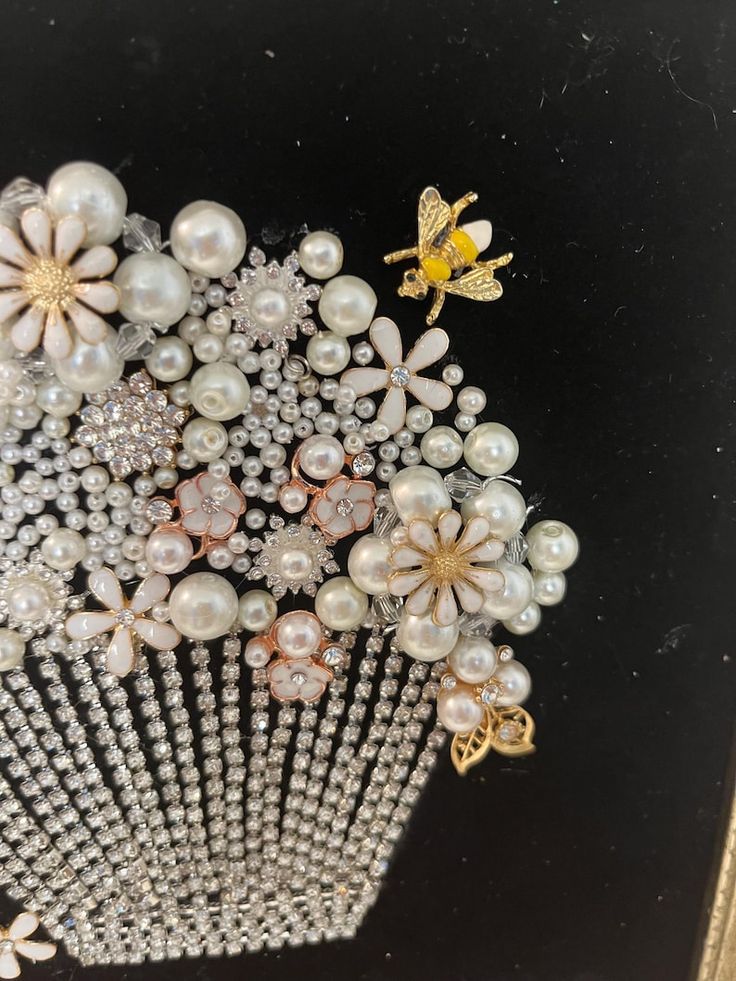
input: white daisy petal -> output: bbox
[0,290,29,323]
[20,208,52,257]
[369,316,403,367]
[71,244,117,279]
[404,326,449,372]
[133,618,181,651]
[8,912,39,941]
[10,306,45,353]
[456,514,491,552]
[340,366,389,397]
[453,577,485,613]
[14,940,56,962]
[406,519,439,555]
[437,509,462,546]
[388,568,430,597]
[391,544,430,568]
[406,375,453,411]
[0,263,23,288]
[42,306,73,359]
[106,627,136,677]
[65,302,108,345]
[464,538,505,563]
[88,567,124,611]
[0,225,30,268]
[376,385,406,435]
[65,611,117,640]
[130,573,170,613]
[0,949,20,979]
[404,576,438,616]
[53,214,86,264]
[463,566,505,592]
[74,280,119,314]
[433,583,458,626]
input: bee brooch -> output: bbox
[384,186,513,324]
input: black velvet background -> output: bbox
[2,1,735,979]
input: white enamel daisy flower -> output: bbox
[0,911,56,979]
[66,568,181,677]
[340,316,453,435]
[0,207,119,359]
[388,509,505,626]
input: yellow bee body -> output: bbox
[420,227,480,284]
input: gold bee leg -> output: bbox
[449,191,478,221]
[426,287,446,325]
[474,251,514,271]
[383,246,419,264]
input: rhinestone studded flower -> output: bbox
[247,518,338,598]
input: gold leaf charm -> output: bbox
[489,706,536,757]
[450,705,494,776]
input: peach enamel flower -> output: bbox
[177,472,245,539]
[309,475,375,539]
[340,317,453,435]
[388,510,505,626]
[0,207,119,358]
[268,658,333,703]
[65,569,181,677]
[0,911,56,979]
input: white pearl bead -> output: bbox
[169,572,239,640]
[463,422,519,477]
[277,547,313,583]
[238,589,278,633]
[347,534,391,595]
[145,527,194,574]
[389,465,452,525]
[315,577,369,631]
[170,200,246,278]
[114,252,192,328]
[526,520,579,572]
[420,426,464,469]
[50,326,124,393]
[481,560,534,619]
[189,363,250,421]
[46,161,127,246]
[456,385,487,415]
[298,230,344,279]
[145,336,193,382]
[397,610,459,662]
[299,434,344,481]
[449,636,497,684]
[40,528,85,571]
[8,582,48,621]
[533,570,567,606]
[0,628,25,671]
[495,660,532,707]
[250,288,291,329]
[274,611,322,659]
[244,637,271,668]
[182,418,229,463]
[318,275,377,337]
[503,601,542,636]
[279,482,308,514]
[437,684,484,733]
[306,331,351,375]
[406,405,433,433]
[35,380,82,418]
[460,479,526,540]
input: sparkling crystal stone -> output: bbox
[389,365,411,388]
[351,452,375,477]
[444,467,483,502]
[122,213,163,253]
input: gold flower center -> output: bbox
[22,258,76,311]
[428,547,465,585]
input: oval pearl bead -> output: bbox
[274,611,322,659]
[526,520,579,573]
[244,638,271,668]
[51,326,124,394]
[437,684,484,733]
[460,479,526,541]
[46,161,127,246]
[299,435,344,481]
[495,660,532,707]
[389,465,452,525]
[318,275,377,337]
[503,601,542,636]
[298,230,344,279]
[481,560,534,619]
[114,252,192,328]
[306,331,350,375]
[8,582,48,621]
[238,589,278,633]
[315,577,369,631]
[449,636,497,684]
[145,336,193,383]
[41,528,86,571]
[420,426,464,469]
[35,379,82,418]
[182,418,229,462]
[463,422,519,477]
[145,527,194,575]
[533,570,567,606]
[170,200,246,278]
[397,610,459,662]
[0,628,25,671]
[189,363,250,421]
[347,534,391,595]
[169,572,239,640]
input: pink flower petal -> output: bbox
[106,627,136,677]
[311,496,336,525]
[433,583,458,626]
[74,280,119,314]
[453,577,485,613]
[0,225,30,269]
[324,475,350,503]
[130,573,170,613]
[71,245,117,279]
[177,479,202,512]
[53,214,86,264]
[348,480,375,502]
[14,940,56,962]
[437,509,462,546]
[207,509,238,537]
[133,618,181,651]
[10,306,45,353]
[88,567,124,611]
[404,576,437,615]
[180,510,210,535]
[406,375,453,411]
[42,307,73,359]
[65,610,117,639]
[65,302,108,345]
[20,208,52,257]
[351,500,374,530]
[369,316,403,367]
[388,568,430,596]
[376,385,406,435]
[404,327,449,372]
[8,912,39,941]
[323,513,353,538]
[340,366,388,397]
[456,514,491,552]
[407,518,439,555]
[0,263,23,288]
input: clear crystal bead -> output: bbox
[115,322,158,360]
[122,213,163,253]
[444,467,482,502]
[0,176,47,217]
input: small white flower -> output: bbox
[341,317,453,435]
[0,911,56,979]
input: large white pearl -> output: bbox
[35,379,82,418]
[114,252,191,327]
[277,547,314,583]
[481,560,534,619]
[397,609,459,662]
[145,527,194,575]
[503,601,542,635]
[318,275,377,337]
[315,577,369,631]
[533,570,567,606]
[41,528,86,571]
[299,434,344,481]
[51,325,124,393]
[0,628,25,671]
[169,572,239,640]
[46,161,127,246]
[495,660,532,707]
[298,230,344,279]
[347,534,391,595]
[420,426,464,469]
[460,479,526,540]
[9,582,49,621]
[449,635,497,684]
[437,684,484,733]
[182,418,229,463]
[238,589,278,633]
[274,611,321,659]
[463,422,519,477]
[189,363,250,421]
[170,200,246,278]
[145,336,193,383]
[306,331,350,375]
[389,465,452,525]
[526,520,579,572]
[250,288,291,330]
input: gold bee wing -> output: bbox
[442,266,504,301]
[417,186,453,251]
